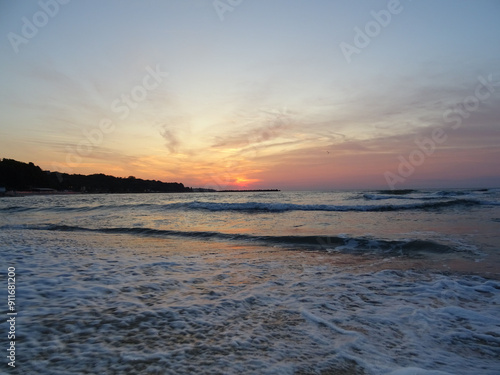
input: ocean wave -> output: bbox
[1,196,495,214]
[363,193,432,201]
[3,223,476,256]
[183,199,482,212]
[363,189,487,201]
[435,189,480,197]
[0,202,163,213]
[0,205,34,212]
[376,189,416,195]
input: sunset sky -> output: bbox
[1,0,499,190]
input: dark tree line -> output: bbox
[0,158,191,193]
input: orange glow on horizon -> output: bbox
[234,176,261,188]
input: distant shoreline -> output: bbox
[1,158,283,196]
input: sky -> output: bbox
[1,0,499,190]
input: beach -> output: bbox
[1,189,499,374]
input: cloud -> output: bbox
[160,127,181,154]
[210,107,292,146]
[211,120,290,149]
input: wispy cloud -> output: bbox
[160,127,182,154]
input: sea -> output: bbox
[1,189,499,375]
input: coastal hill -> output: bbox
[0,158,190,193]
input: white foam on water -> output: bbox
[388,368,453,375]
[1,229,499,374]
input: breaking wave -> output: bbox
[176,199,485,212]
[2,223,478,256]
[0,198,487,213]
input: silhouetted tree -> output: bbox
[0,158,191,193]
